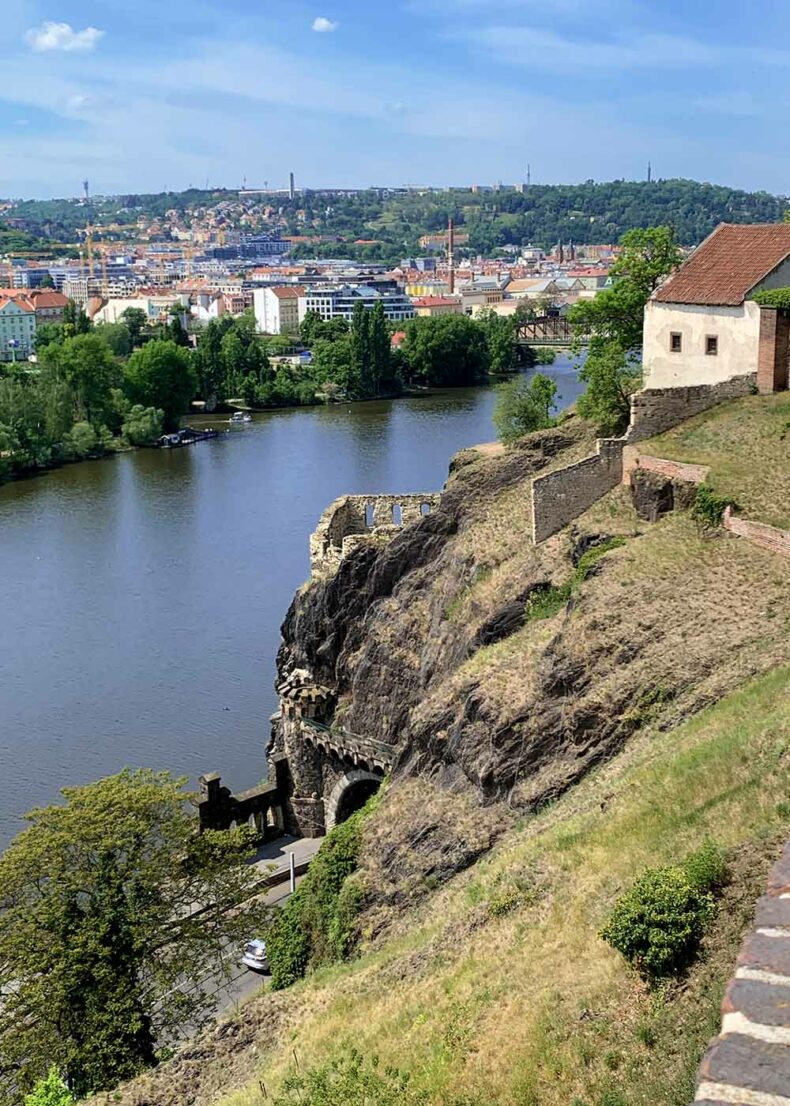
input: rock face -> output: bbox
[272,415,789,848]
[630,468,698,522]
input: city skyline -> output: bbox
[1,0,790,199]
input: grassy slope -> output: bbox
[643,393,790,529]
[214,664,789,1106]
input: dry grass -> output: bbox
[207,664,790,1106]
[643,393,790,528]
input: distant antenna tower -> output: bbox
[647,161,652,183]
[289,172,295,201]
[447,217,455,295]
[82,179,89,202]
[526,163,531,189]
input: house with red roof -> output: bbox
[0,295,35,361]
[411,295,462,317]
[643,223,790,394]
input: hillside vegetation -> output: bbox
[91,396,790,1106]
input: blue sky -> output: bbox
[1,0,789,199]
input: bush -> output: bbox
[525,537,626,622]
[691,483,736,530]
[493,373,558,443]
[63,421,98,460]
[121,404,164,446]
[267,796,378,990]
[273,1049,428,1106]
[600,843,724,979]
[24,1069,73,1106]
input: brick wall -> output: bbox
[626,373,757,443]
[722,506,790,557]
[531,438,624,543]
[622,448,710,486]
[757,306,790,395]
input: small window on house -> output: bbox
[706,335,718,356]
[670,332,682,353]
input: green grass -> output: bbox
[644,394,790,529]
[211,664,789,1106]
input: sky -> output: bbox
[1,0,790,199]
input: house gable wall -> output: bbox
[642,299,762,389]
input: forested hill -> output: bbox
[1,179,787,257]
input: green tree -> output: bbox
[38,274,55,290]
[124,340,197,430]
[569,226,682,434]
[40,334,120,427]
[95,322,132,358]
[478,309,517,374]
[24,1069,73,1106]
[194,319,226,406]
[368,300,393,396]
[350,301,370,396]
[121,404,164,445]
[493,373,558,442]
[62,301,91,337]
[120,307,149,349]
[402,314,489,387]
[166,305,189,348]
[0,770,268,1103]
[34,323,65,351]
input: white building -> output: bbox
[253,286,304,334]
[298,284,415,324]
[0,296,36,361]
[643,223,790,394]
[92,293,189,325]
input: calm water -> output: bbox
[0,358,582,845]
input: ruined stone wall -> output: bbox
[626,373,756,443]
[310,493,441,577]
[531,438,624,544]
[622,448,710,487]
[723,506,790,558]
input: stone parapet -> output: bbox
[626,373,756,443]
[531,437,624,543]
[310,493,441,577]
[692,840,790,1106]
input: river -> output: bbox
[0,358,582,846]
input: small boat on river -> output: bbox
[157,427,220,448]
[228,411,252,425]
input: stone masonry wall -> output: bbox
[723,506,790,558]
[531,438,624,544]
[622,448,711,487]
[626,373,756,443]
[692,839,790,1106]
[310,493,441,577]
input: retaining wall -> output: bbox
[723,506,790,557]
[310,493,441,577]
[622,449,710,487]
[626,373,756,443]
[531,438,624,544]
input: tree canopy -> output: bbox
[0,769,268,1103]
[124,340,198,430]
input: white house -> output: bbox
[643,223,790,394]
[253,286,304,335]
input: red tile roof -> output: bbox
[412,296,461,307]
[272,285,305,299]
[654,223,790,306]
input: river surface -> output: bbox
[0,358,582,846]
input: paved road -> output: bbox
[187,836,323,1028]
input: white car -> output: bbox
[241,939,269,973]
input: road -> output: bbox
[189,835,323,1026]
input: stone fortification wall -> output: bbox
[622,449,711,486]
[531,373,757,543]
[531,438,624,544]
[310,493,441,577]
[691,840,790,1106]
[723,506,790,558]
[626,373,756,443]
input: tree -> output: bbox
[124,340,198,430]
[350,301,370,397]
[478,309,517,374]
[0,770,268,1103]
[368,301,393,396]
[40,334,120,427]
[34,323,65,351]
[568,225,682,434]
[120,307,149,349]
[121,404,164,445]
[402,314,489,387]
[166,305,189,348]
[62,301,91,337]
[38,274,55,290]
[95,322,132,358]
[24,1069,73,1106]
[493,373,558,442]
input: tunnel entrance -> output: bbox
[325,770,383,831]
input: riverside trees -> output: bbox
[0,770,268,1104]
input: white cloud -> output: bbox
[312,16,338,33]
[25,22,104,53]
